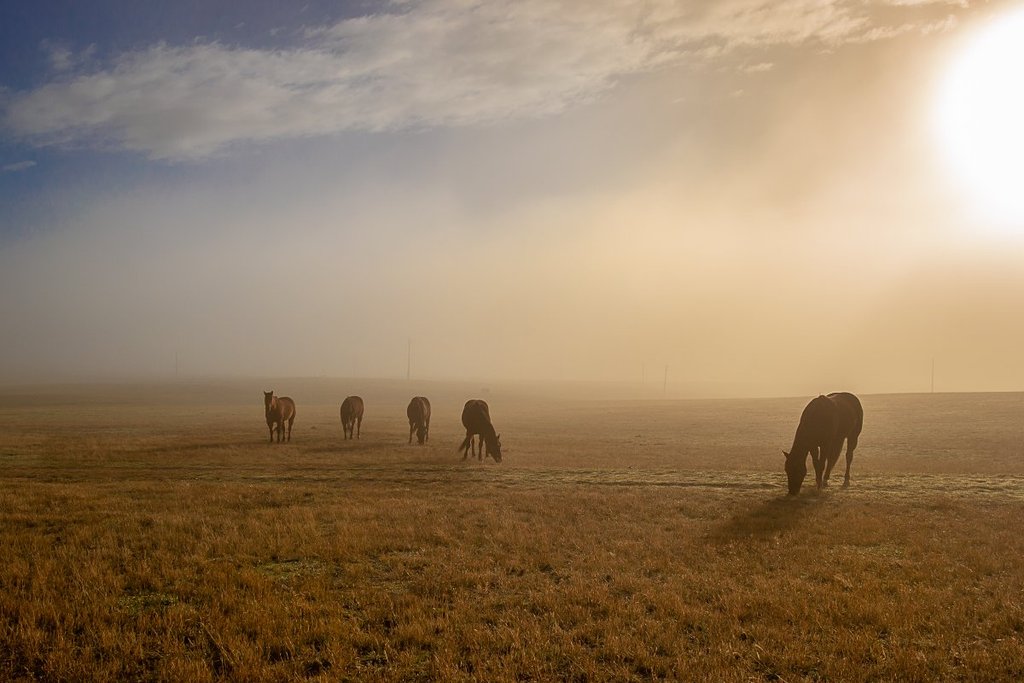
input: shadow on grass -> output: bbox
[709,493,822,543]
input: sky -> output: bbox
[1,0,1023,396]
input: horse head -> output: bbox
[264,391,275,413]
[487,434,503,463]
[783,450,806,496]
[416,425,427,444]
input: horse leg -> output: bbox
[356,416,361,439]
[824,438,844,486]
[409,421,414,444]
[287,416,294,442]
[843,434,858,487]
[811,446,825,488]
[461,431,470,460]
[822,445,835,486]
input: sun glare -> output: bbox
[934,7,1024,230]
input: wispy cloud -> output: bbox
[1,0,967,160]
[40,40,96,73]
[42,41,74,72]
[883,0,966,6]
[2,160,36,172]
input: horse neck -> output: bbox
[789,427,815,459]
[480,422,497,445]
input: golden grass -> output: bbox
[1,382,1023,681]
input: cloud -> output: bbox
[42,41,74,72]
[854,14,958,41]
[882,0,966,6]
[40,40,96,73]
[2,160,36,172]
[1,0,967,160]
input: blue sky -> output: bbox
[0,0,361,233]
[1,1,1023,393]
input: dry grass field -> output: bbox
[1,379,1023,681]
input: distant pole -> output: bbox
[663,365,668,397]
[931,357,935,393]
[407,338,412,381]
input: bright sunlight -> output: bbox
[934,6,1024,230]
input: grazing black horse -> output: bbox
[459,399,502,462]
[263,391,296,443]
[407,396,431,445]
[784,392,863,495]
[340,396,364,440]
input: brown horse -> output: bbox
[784,392,863,495]
[459,399,502,462]
[263,391,296,443]
[340,396,364,440]
[407,396,431,445]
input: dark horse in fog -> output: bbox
[340,396,364,440]
[459,399,502,462]
[264,391,296,443]
[407,396,431,445]
[784,392,863,495]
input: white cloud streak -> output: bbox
[1,160,36,172]
[2,0,966,160]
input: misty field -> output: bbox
[1,381,1023,681]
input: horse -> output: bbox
[459,399,502,462]
[340,396,364,440]
[263,391,296,444]
[784,392,863,495]
[407,396,431,445]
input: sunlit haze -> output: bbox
[934,5,1024,229]
[2,1,1024,396]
